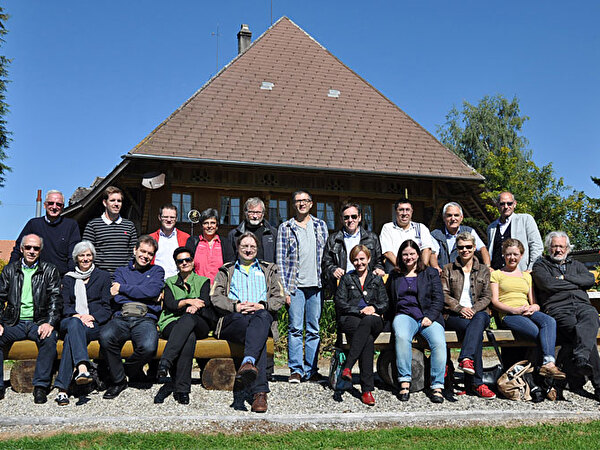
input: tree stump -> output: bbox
[376,348,425,392]
[201,358,237,390]
[10,360,37,393]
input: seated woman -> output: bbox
[335,245,388,406]
[442,232,495,399]
[388,239,447,403]
[54,241,112,406]
[185,208,224,284]
[156,247,214,405]
[491,238,565,380]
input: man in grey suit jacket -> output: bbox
[487,192,543,272]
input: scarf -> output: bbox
[65,265,95,315]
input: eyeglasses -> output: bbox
[23,245,41,251]
[240,245,257,250]
[396,208,411,213]
[294,199,311,204]
[498,202,514,207]
[343,214,358,220]
[550,245,567,250]
[457,245,474,250]
[176,257,193,264]
[161,216,177,221]
[46,201,64,208]
[246,210,264,216]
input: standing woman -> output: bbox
[388,239,447,403]
[185,208,224,284]
[156,247,214,405]
[335,245,388,406]
[490,238,565,379]
[442,232,495,399]
[54,241,112,406]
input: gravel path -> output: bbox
[2,361,600,437]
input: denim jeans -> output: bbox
[501,311,557,364]
[0,320,57,389]
[392,314,446,390]
[55,316,102,390]
[445,311,490,385]
[99,316,158,383]
[288,287,322,378]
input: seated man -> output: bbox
[211,231,285,413]
[0,234,62,403]
[99,235,164,399]
[532,231,600,398]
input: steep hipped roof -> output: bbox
[129,17,482,181]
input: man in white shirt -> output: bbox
[149,204,190,279]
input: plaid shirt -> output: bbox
[228,259,267,303]
[276,215,328,295]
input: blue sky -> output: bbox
[1,1,599,239]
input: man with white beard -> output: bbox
[532,231,600,399]
[223,197,278,263]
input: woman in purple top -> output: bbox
[387,239,446,403]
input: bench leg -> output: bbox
[201,358,236,391]
[376,348,425,392]
[9,360,37,393]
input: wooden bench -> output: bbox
[4,337,274,393]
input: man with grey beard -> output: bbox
[532,231,600,398]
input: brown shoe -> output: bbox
[236,362,258,387]
[289,373,302,384]
[539,364,566,380]
[251,392,268,413]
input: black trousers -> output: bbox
[549,301,600,388]
[339,314,383,392]
[219,310,273,394]
[161,313,211,393]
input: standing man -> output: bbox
[83,186,138,274]
[277,190,328,383]
[211,232,285,412]
[322,202,384,295]
[0,234,62,403]
[10,190,80,276]
[532,231,600,399]
[149,204,190,279]
[430,202,490,270]
[99,235,164,399]
[379,198,435,270]
[487,191,543,272]
[223,197,278,264]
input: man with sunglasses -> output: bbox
[0,234,62,403]
[149,204,190,279]
[487,191,543,272]
[322,202,384,295]
[10,190,80,276]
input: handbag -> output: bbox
[328,348,352,391]
[497,360,534,401]
[481,329,504,387]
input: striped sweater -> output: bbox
[82,217,138,273]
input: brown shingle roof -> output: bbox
[130,17,482,181]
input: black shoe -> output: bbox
[33,386,48,404]
[103,380,128,399]
[430,389,444,404]
[574,358,594,378]
[0,387,5,400]
[174,392,190,405]
[398,383,410,402]
[157,361,170,381]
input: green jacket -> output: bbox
[157,272,211,332]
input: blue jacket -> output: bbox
[113,261,165,320]
[61,267,113,326]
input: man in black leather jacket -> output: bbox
[0,234,62,403]
[322,202,384,296]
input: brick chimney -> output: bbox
[237,24,252,54]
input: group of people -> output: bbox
[0,187,597,412]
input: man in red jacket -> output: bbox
[149,204,190,279]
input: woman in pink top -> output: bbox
[185,208,224,283]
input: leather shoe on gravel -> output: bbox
[33,386,48,404]
[103,380,128,399]
[236,362,258,387]
[361,391,375,406]
[251,392,268,413]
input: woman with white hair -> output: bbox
[54,241,112,406]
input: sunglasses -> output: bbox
[343,214,358,220]
[46,201,64,207]
[176,257,193,264]
[24,245,41,251]
[456,245,474,250]
[498,202,514,207]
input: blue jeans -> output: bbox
[288,287,322,378]
[392,314,447,390]
[445,311,490,385]
[99,316,158,383]
[502,311,557,364]
[0,320,58,389]
[54,317,102,390]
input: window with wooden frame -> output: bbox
[268,199,288,227]
[220,196,241,226]
[316,201,336,230]
[171,192,192,222]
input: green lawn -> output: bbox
[3,421,600,449]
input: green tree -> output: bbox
[0,7,10,187]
